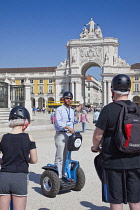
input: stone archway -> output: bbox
[38,97,45,108]
[81,62,102,105]
[133,96,140,106]
[48,97,54,102]
[55,18,131,106]
[31,97,35,107]
[60,97,63,101]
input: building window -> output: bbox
[49,79,52,83]
[135,77,139,80]
[39,86,43,94]
[30,80,33,83]
[48,86,52,94]
[88,88,90,91]
[31,86,34,94]
[88,82,90,86]
[135,84,139,92]
[88,93,90,97]
[39,80,43,83]
[21,79,24,84]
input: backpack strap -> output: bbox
[115,101,140,115]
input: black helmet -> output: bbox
[9,106,30,122]
[111,74,131,92]
[63,91,73,99]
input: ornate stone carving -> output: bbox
[79,46,103,61]
[72,53,76,63]
[79,48,85,57]
[104,53,109,64]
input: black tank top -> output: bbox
[0,133,36,173]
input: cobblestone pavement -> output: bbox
[0,111,129,210]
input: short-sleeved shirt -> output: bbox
[0,133,36,173]
[96,100,140,169]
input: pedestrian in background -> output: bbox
[50,111,55,124]
[93,108,100,123]
[79,109,89,132]
[32,106,36,115]
[42,107,45,114]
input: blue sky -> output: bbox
[0,0,140,80]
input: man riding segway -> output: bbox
[40,91,85,197]
[54,91,81,180]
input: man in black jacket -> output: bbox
[91,74,140,210]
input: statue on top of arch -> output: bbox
[80,18,103,39]
[113,56,129,67]
[58,59,67,68]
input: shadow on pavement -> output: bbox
[58,189,71,195]
[29,171,41,185]
[38,208,50,210]
[86,129,95,131]
[32,186,44,196]
[80,201,109,210]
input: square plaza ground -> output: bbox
[0,112,129,210]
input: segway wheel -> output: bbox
[72,167,85,191]
[40,170,60,198]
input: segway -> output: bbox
[40,131,85,198]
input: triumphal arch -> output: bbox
[55,18,131,106]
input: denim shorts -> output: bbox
[0,172,29,196]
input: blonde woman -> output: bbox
[0,106,37,210]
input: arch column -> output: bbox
[71,81,75,100]
[66,83,69,91]
[24,79,32,119]
[8,84,11,108]
[107,81,112,104]
[35,98,38,108]
[103,80,107,106]
[75,80,83,104]
[55,81,61,101]
[65,78,70,92]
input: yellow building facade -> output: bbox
[0,64,140,109]
[0,67,57,108]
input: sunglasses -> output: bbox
[65,97,72,100]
